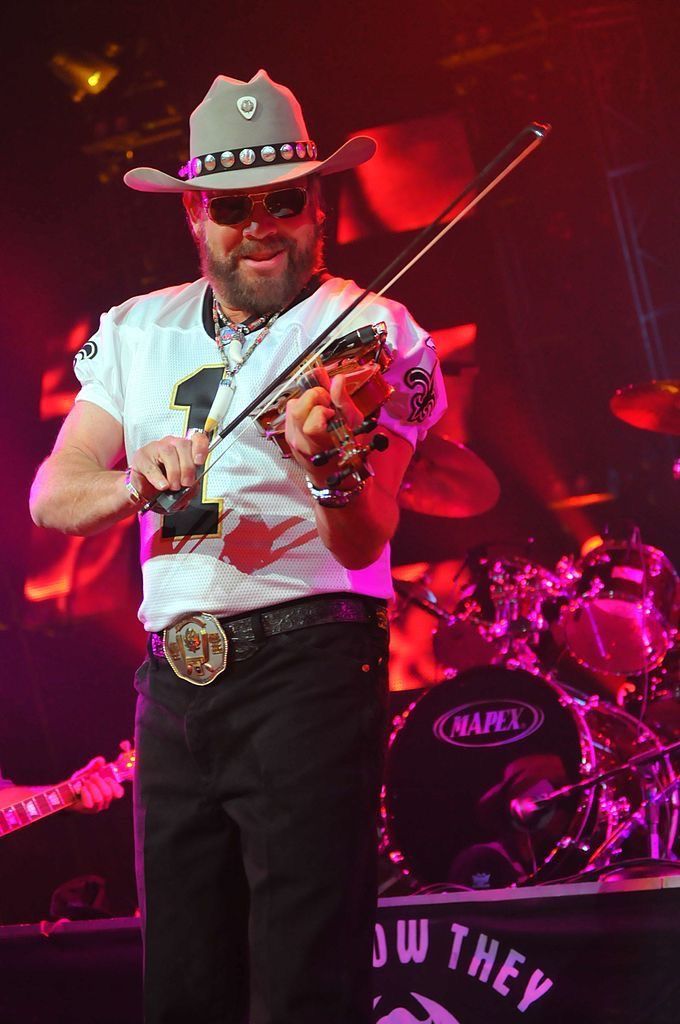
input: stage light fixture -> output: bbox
[49,49,119,102]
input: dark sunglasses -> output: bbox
[203,186,308,226]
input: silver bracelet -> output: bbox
[305,474,365,509]
[124,467,145,505]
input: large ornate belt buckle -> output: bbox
[162,613,228,685]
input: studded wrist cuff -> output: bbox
[305,474,365,509]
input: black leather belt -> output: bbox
[150,594,388,665]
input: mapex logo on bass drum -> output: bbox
[433,699,544,748]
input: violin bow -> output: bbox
[146,121,551,515]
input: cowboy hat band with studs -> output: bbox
[179,139,319,181]
[124,68,375,194]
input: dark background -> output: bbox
[1,0,678,922]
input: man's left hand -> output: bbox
[284,369,362,474]
[70,756,125,813]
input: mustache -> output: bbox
[237,238,293,260]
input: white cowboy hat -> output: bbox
[124,69,376,193]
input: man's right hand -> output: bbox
[128,430,211,499]
[30,402,213,536]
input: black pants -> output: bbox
[134,615,389,1024]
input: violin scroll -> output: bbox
[311,415,390,487]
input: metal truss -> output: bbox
[571,2,679,379]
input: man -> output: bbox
[30,70,446,1024]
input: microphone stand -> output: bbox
[513,737,680,867]
[526,737,680,808]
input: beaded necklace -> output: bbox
[204,296,280,432]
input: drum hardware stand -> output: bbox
[499,640,542,675]
[586,770,680,870]
[516,738,680,872]
[391,577,451,623]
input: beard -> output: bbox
[199,224,324,317]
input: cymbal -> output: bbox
[399,434,500,518]
[610,380,680,436]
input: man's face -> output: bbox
[185,178,324,317]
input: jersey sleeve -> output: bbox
[378,309,447,449]
[73,309,125,424]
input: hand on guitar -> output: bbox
[0,743,135,838]
[69,755,126,813]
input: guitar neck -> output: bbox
[0,763,120,837]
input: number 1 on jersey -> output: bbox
[162,366,224,539]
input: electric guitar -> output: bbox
[0,744,135,837]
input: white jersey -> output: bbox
[73,276,446,631]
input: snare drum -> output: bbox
[381,665,676,887]
[559,542,679,675]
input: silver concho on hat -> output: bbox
[239,148,256,166]
[221,151,235,168]
[162,613,228,685]
[236,96,257,120]
[204,154,217,172]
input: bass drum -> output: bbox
[381,665,677,889]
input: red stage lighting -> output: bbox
[337,112,475,243]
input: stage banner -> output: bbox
[372,879,680,1023]
[0,878,678,1023]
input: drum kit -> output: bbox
[382,379,680,892]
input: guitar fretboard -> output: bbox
[0,753,133,839]
[0,782,77,836]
